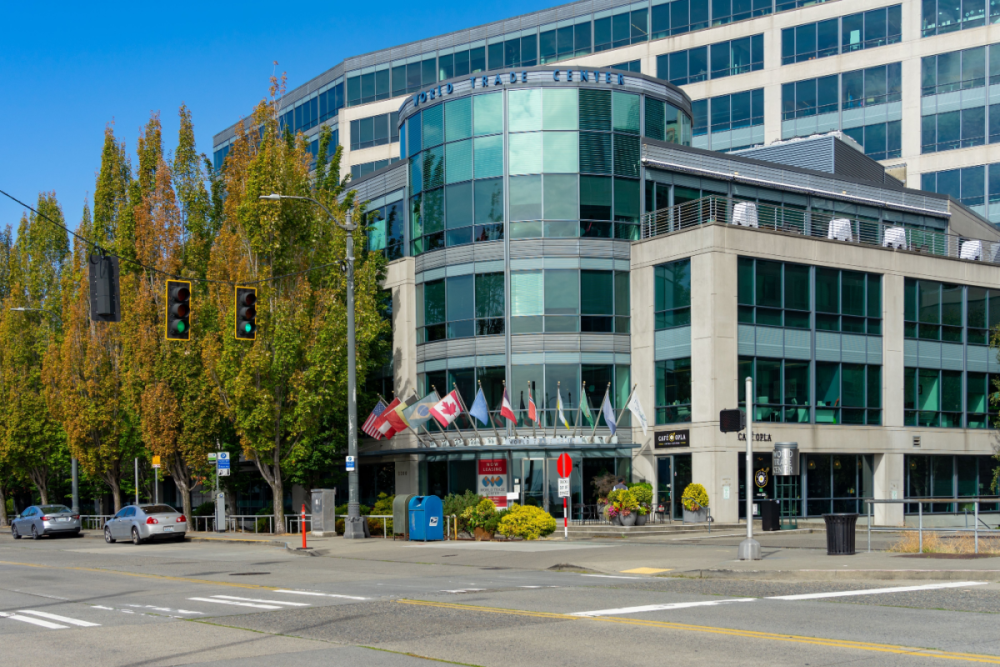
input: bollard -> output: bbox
[301,504,307,549]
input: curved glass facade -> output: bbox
[403,76,692,254]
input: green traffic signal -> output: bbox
[165,280,192,341]
[235,286,257,340]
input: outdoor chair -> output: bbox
[882,226,907,250]
[827,218,853,242]
[732,201,759,228]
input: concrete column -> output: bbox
[394,458,415,495]
[630,263,656,452]
[883,273,905,427]
[691,244,738,423]
[694,449,739,523]
[873,452,905,526]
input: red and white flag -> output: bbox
[375,398,402,438]
[527,386,537,423]
[500,387,517,422]
[430,390,462,427]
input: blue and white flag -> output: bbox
[601,392,617,436]
[469,388,490,427]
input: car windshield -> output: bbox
[40,505,70,514]
[141,505,178,515]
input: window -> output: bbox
[904,367,963,427]
[842,5,902,52]
[655,259,691,329]
[776,0,832,12]
[922,46,988,96]
[701,89,764,133]
[510,269,628,334]
[815,268,882,334]
[782,18,839,64]
[966,372,1000,428]
[922,107,987,153]
[738,258,810,329]
[842,121,901,160]
[804,454,874,515]
[350,158,400,181]
[594,7,649,52]
[365,192,405,260]
[922,0,994,36]
[611,60,642,73]
[904,278,1000,343]
[418,273,503,343]
[740,357,881,425]
[656,35,763,85]
[842,63,902,110]
[781,75,838,120]
[712,0,772,26]
[656,358,692,424]
[540,16,591,64]
[921,165,992,211]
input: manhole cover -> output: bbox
[230,572,271,576]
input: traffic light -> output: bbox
[719,408,745,433]
[165,280,191,340]
[235,286,257,340]
[88,254,121,322]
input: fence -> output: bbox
[640,195,999,265]
[863,497,1000,554]
[80,515,113,531]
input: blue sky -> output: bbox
[0,1,561,234]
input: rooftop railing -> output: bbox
[640,195,1000,265]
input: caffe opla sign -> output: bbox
[478,459,508,508]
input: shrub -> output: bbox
[497,503,556,540]
[371,492,394,534]
[592,472,617,500]
[627,483,653,506]
[444,490,483,531]
[681,483,709,511]
[192,501,215,517]
[461,497,499,534]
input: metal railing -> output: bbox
[640,195,1000,265]
[863,497,1000,554]
[80,515,113,530]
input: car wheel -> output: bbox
[131,527,142,545]
[75,530,83,537]
[31,525,39,540]
[11,525,19,540]
[104,527,116,544]
[174,534,186,542]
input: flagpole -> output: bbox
[483,380,503,445]
[503,380,519,438]
[572,381,584,437]
[430,385,460,447]
[419,390,448,446]
[552,381,561,439]
[616,383,638,435]
[590,383,611,442]
[453,383,485,446]
[383,392,429,447]
[529,381,536,439]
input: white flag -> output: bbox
[627,393,648,436]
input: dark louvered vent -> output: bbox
[580,89,611,131]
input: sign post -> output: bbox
[557,453,572,539]
[737,377,761,560]
[152,456,161,504]
[217,451,231,477]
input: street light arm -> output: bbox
[9,307,62,322]
[258,194,355,232]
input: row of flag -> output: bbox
[362,382,648,442]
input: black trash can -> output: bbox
[822,513,859,555]
[759,500,780,532]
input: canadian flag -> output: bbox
[430,390,462,427]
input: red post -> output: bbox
[301,503,306,549]
[563,497,568,539]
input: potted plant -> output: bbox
[681,483,710,523]
[612,490,639,527]
[629,483,653,526]
[462,498,499,540]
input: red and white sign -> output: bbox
[430,391,462,427]
[557,453,572,478]
[478,458,508,508]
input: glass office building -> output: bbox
[213,0,1000,522]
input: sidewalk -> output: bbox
[183,528,1000,582]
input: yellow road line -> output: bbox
[0,560,280,591]
[397,599,1000,664]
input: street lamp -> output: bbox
[258,193,366,539]
[8,306,78,515]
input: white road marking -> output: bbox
[441,589,486,594]
[572,599,755,617]
[125,604,203,615]
[0,612,68,629]
[212,595,309,607]
[188,597,282,610]
[17,610,100,627]
[767,581,988,601]
[91,606,114,611]
[275,589,368,600]
[581,574,641,580]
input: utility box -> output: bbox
[408,495,444,541]
[311,488,337,535]
[393,494,414,540]
[214,492,226,532]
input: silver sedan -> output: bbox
[11,505,82,539]
[104,504,187,545]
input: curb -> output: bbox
[185,535,289,548]
[672,568,1000,582]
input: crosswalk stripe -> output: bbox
[188,597,282,610]
[0,612,68,629]
[17,610,100,627]
[212,595,309,607]
[275,589,368,600]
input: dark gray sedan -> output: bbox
[104,504,187,545]
[11,505,82,539]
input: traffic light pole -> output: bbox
[738,376,761,560]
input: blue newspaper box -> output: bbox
[408,495,444,541]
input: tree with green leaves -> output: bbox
[202,79,390,533]
[0,194,70,505]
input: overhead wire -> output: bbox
[0,187,354,287]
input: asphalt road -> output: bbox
[2,531,1000,666]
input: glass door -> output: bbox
[521,459,546,510]
[672,454,692,520]
[656,456,672,519]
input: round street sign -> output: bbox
[557,453,572,478]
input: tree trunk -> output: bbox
[253,454,284,535]
[103,474,123,513]
[171,459,196,526]
[0,483,8,526]
[28,468,49,506]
